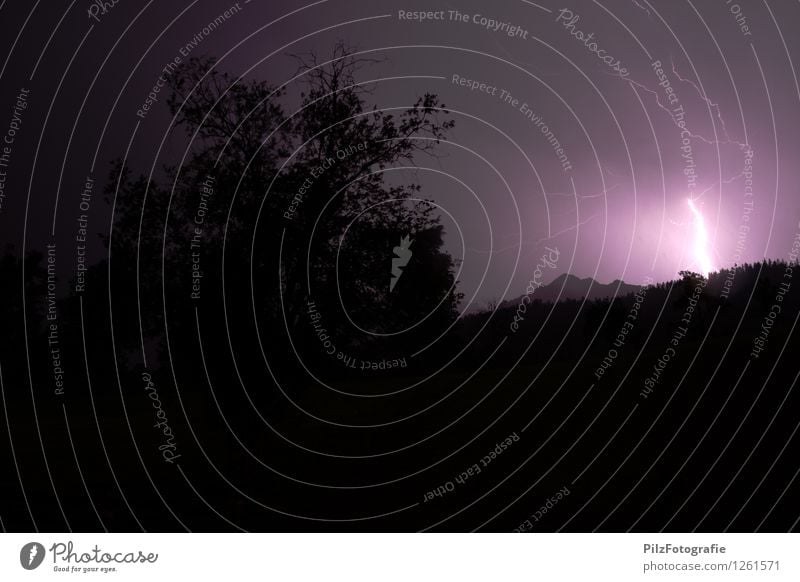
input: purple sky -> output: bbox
[1,0,798,304]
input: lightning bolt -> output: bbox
[611,61,751,176]
[28,545,38,566]
[533,213,598,247]
[687,197,713,276]
[544,183,622,200]
[608,60,752,277]
[670,59,749,150]
[669,60,755,189]
[619,73,729,148]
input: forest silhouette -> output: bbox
[1,46,799,532]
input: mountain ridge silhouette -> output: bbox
[499,273,642,307]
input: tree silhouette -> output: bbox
[101,44,460,375]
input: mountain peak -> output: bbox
[501,273,641,307]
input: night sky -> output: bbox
[2,0,798,303]
[3,1,800,536]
